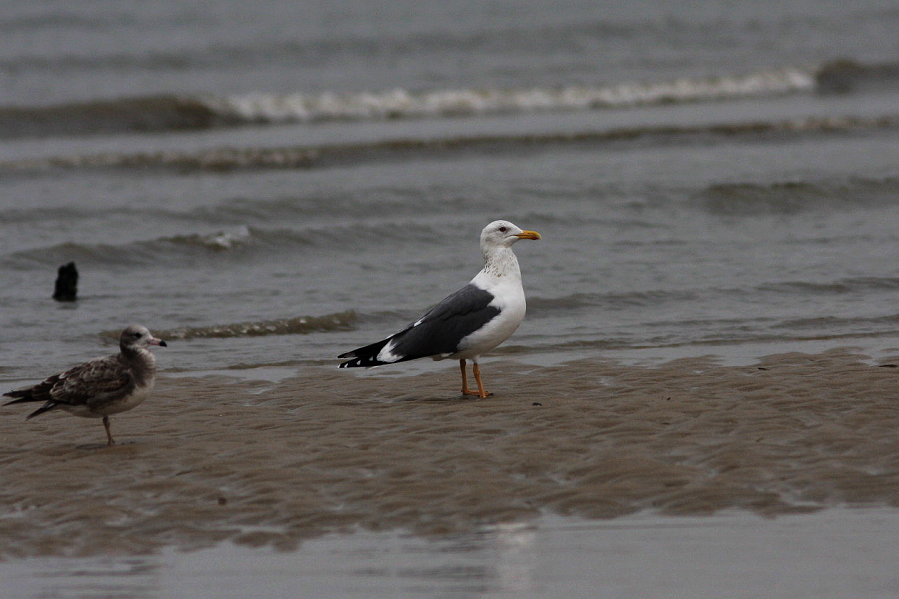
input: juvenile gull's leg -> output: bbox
[102,416,116,446]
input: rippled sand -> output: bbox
[2,348,898,559]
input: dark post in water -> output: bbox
[52,262,78,302]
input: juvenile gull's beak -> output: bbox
[515,230,541,240]
[151,338,168,347]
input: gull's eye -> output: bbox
[498,226,508,233]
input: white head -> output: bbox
[120,325,167,352]
[479,220,541,253]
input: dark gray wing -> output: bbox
[340,284,500,368]
[401,283,499,354]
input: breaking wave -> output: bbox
[153,311,358,340]
[0,64,834,139]
[206,66,814,123]
[5,226,285,268]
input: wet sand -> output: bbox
[2,348,899,559]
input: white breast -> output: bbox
[452,272,527,360]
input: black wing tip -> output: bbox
[3,391,33,405]
[339,355,394,369]
[337,352,362,367]
[339,358,368,368]
[25,402,57,420]
[338,339,390,367]
[4,393,55,419]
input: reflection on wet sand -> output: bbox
[2,510,899,599]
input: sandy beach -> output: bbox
[2,349,899,561]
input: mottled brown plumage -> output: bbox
[4,325,167,446]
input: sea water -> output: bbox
[2,0,899,381]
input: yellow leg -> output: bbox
[472,363,492,399]
[460,360,479,396]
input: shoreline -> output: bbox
[1,347,898,560]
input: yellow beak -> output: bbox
[515,230,541,240]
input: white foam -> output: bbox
[199,225,252,250]
[208,67,816,124]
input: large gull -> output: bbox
[4,325,167,446]
[339,220,540,398]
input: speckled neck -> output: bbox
[482,245,521,279]
[120,345,158,385]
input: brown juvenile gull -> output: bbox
[4,325,167,446]
[338,220,541,398]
